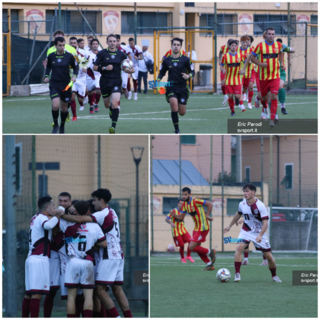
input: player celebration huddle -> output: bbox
[45,29,142,134]
[22,189,133,318]
[219,27,295,127]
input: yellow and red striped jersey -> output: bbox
[252,40,283,80]
[167,208,188,237]
[221,52,246,86]
[181,197,210,232]
[164,49,187,58]
[220,45,229,55]
[238,46,253,78]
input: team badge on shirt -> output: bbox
[57,59,61,62]
[114,86,118,90]
[181,98,185,102]
[111,55,115,59]
[65,98,69,101]
[174,62,178,66]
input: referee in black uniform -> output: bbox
[44,37,79,134]
[157,38,195,134]
[93,34,134,134]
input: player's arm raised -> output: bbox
[224,211,242,233]
[170,209,186,221]
[165,215,176,228]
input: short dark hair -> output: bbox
[243,184,256,192]
[87,199,96,214]
[248,35,254,43]
[178,198,184,203]
[91,188,112,204]
[182,187,191,194]
[69,37,77,42]
[53,29,64,37]
[38,196,52,211]
[107,34,117,42]
[121,42,126,46]
[116,34,121,40]
[77,38,84,43]
[54,37,65,45]
[128,37,134,42]
[74,201,89,216]
[87,34,94,39]
[227,38,234,45]
[91,38,99,45]
[266,27,275,33]
[276,38,282,43]
[228,39,239,46]
[171,37,183,45]
[72,200,79,205]
[59,192,71,200]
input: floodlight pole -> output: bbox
[134,3,137,43]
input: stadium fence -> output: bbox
[3,135,148,317]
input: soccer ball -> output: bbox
[216,268,231,282]
[167,244,175,252]
[121,59,133,71]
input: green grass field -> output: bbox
[2,93,317,134]
[150,253,318,318]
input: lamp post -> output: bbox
[131,146,144,256]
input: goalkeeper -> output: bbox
[44,37,79,134]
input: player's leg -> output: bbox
[234,241,247,282]
[51,97,61,134]
[239,81,246,110]
[183,232,194,262]
[168,96,180,134]
[66,288,78,317]
[94,88,101,112]
[30,294,43,318]
[82,289,94,317]
[142,71,148,94]
[132,67,139,100]
[121,71,129,98]
[221,73,228,106]
[109,92,121,133]
[93,290,101,317]
[269,79,280,126]
[71,91,77,120]
[43,287,59,317]
[22,294,31,317]
[263,251,281,281]
[96,285,120,317]
[127,76,132,100]
[77,94,84,115]
[227,89,236,116]
[88,89,96,114]
[248,79,254,109]
[112,285,132,317]
[242,243,250,265]
[260,253,268,265]
[279,79,287,114]
[255,72,261,108]
[137,70,142,93]
[59,99,69,134]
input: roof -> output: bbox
[152,159,209,186]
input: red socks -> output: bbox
[30,298,40,317]
[191,246,210,264]
[261,100,268,110]
[44,290,57,317]
[92,92,96,104]
[269,267,276,277]
[83,310,93,318]
[228,98,235,112]
[22,298,31,317]
[187,248,191,257]
[221,85,226,95]
[75,296,84,317]
[235,261,241,273]
[240,100,243,105]
[133,79,138,92]
[179,246,184,259]
[67,314,76,318]
[248,90,253,102]
[270,99,277,120]
[123,310,133,317]
[244,252,249,258]
[108,307,120,317]
[95,93,101,104]
[70,100,77,117]
[100,304,107,317]
[127,79,131,91]
[88,94,94,106]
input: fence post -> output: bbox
[97,135,101,189]
[269,136,273,247]
[209,136,213,251]
[26,26,38,85]
[134,3,137,43]
[150,137,154,253]
[221,136,224,252]
[287,3,291,90]
[305,22,307,90]
[214,2,217,93]
[5,135,17,317]
[261,137,264,203]
[179,136,181,197]
[32,136,36,215]
[58,2,61,29]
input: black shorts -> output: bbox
[100,79,122,98]
[165,86,190,105]
[49,83,72,102]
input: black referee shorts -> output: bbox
[165,86,190,105]
[49,83,72,102]
[100,79,122,98]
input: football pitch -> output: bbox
[2,93,318,134]
[150,253,318,318]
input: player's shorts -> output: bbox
[121,71,128,89]
[173,232,192,247]
[238,229,271,252]
[60,268,83,299]
[165,86,189,105]
[100,79,122,98]
[242,77,254,89]
[87,76,101,92]
[225,84,242,95]
[220,71,226,81]
[49,83,72,102]
[132,66,139,80]
[49,257,60,290]
[255,72,261,92]
[65,257,95,289]
[95,259,124,286]
[191,230,209,243]
[25,255,50,295]
[280,68,286,82]
[260,78,280,97]
[72,77,86,98]
[251,69,256,82]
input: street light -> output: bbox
[131,146,144,257]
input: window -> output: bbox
[185,3,195,7]
[244,167,251,183]
[227,198,243,216]
[38,175,48,197]
[15,143,22,194]
[163,197,180,215]
[181,135,196,145]
[2,9,19,33]
[311,15,318,36]
[121,11,172,35]
[46,10,102,34]
[200,14,237,36]
[253,14,296,35]
[281,164,293,189]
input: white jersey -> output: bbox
[126,44,142,67]
[91,207,123,260]
[86,50,101,79]
[84,45,101,52]
[28,213,56,257]
[76,48,91,79]
[118,45,131,56]
[60,219,105,261]
[238,198,269,234]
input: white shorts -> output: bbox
[87,77,101,92]
[121,71,128,89]
[65,257,95,289]
[72,77,87,97]
[49,257,60,289]
[238,229,271,252]
[132,66,139,80]
[25,255,50,295]
[96,259,124,285]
